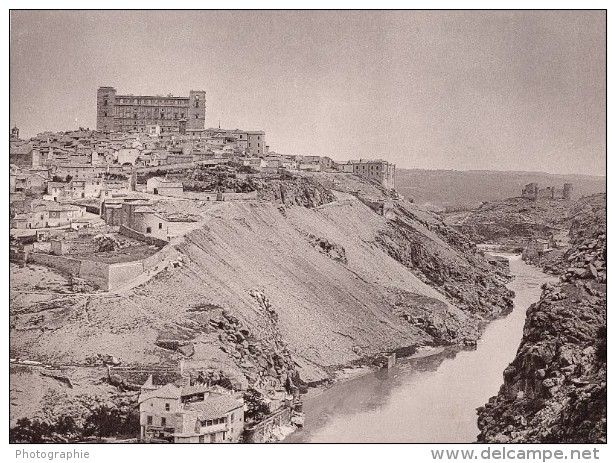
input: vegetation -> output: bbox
[51,174,72,183]
[10,416,78,443]
[243,388,270,423]
[82,405,139,440]
[184,167,259,193]
[9,406,139,443]
[98,172,128,180]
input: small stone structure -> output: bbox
[27,243,169,291]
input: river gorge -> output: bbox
[286,254,555,443]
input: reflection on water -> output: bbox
[285,255,555,443]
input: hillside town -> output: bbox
[9,86,399,443]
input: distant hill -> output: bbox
[395,169,605,210]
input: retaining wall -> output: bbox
[27,245,168,291]
[27,253,82,275]
[108,261,145,290]
[222,191,258,201]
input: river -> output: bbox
[285,254,555,443]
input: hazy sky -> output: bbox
[10,11,606,175]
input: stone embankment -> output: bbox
[477,194,606,443]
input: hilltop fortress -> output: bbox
[521,182,573,201]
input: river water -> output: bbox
[285,254,554,443]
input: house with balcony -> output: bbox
[138,377,244,443]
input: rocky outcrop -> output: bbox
[377,201,514,325]
[257,177,336,208]
[210,298,301,391]
[306,234,347,264]
[477,194,606,443]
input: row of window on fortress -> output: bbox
[102,111,195,119]
[103,96,200,107]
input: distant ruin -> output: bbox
[521,183,573,201]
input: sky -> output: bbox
[9,10,606,176]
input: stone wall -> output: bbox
[107,261,146,290]
[28,244,167,291]
[27,252,82,275]
[50,238,98,256]
[222,191,258,201]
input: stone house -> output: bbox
[9,142,34,167]
[11,201,86,229]
[101,199,124,226]
[9,171,48,195]
[102,198,172,240]
[132,206,169,240]
[46,181,67,201]
[138,379,244,443]
[116,148,141,166]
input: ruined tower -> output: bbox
[563,183,573,200]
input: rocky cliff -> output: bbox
[477,194,606,443]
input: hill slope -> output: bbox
[10,173,513,423]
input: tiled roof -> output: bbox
[186,394,243,420]
[31,201,82,212]
[10,143,33,155]
[180,385,211,397]
[138,383,181,403]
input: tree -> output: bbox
[243,388,270,423]
[82,405,122,440]
[54,415,77,436]
[9,418,50,443]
